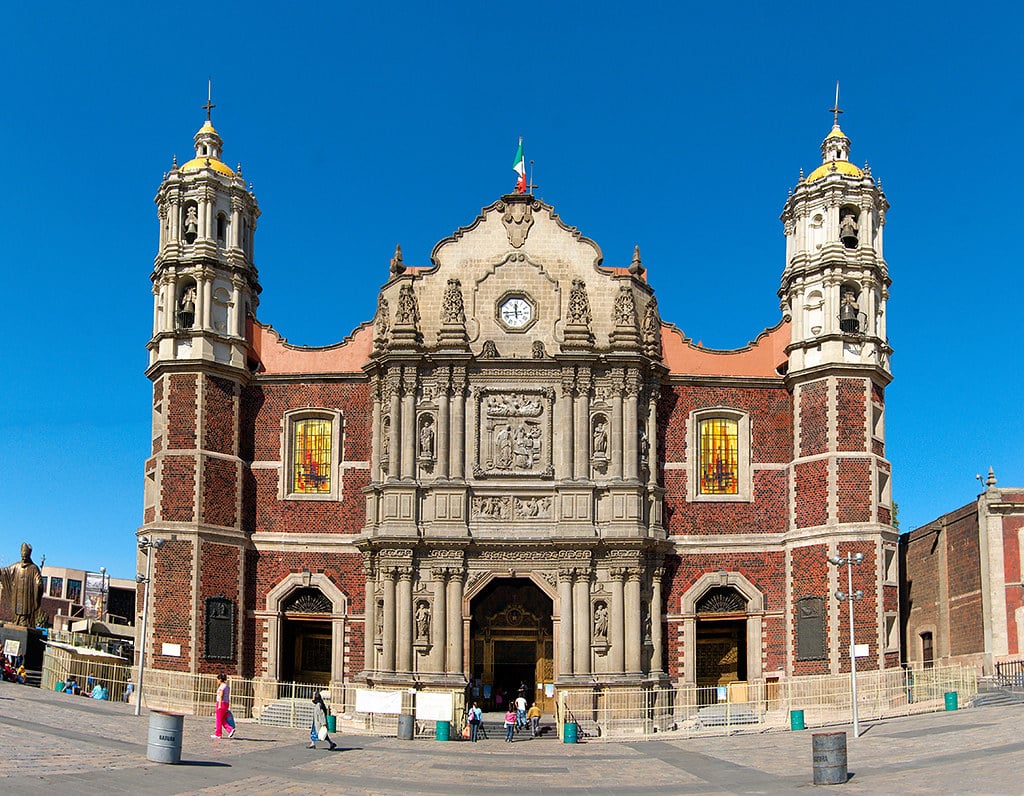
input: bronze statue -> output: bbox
[1,543,44,627]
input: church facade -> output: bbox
[140,112,897,708]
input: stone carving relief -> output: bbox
[613,283,638,328]
[480,341,499,359]
[593,601,609,640]
[641,296,662,358]
[418,415,435,461]
[532,340,546,359]
[472,495,511,520]
[373,295,390,351]
[514,496,552,519]
[415,600,430,642]
[396,283,419,326]
[567,279,592,326]
[475,390,553,478]
[440,278,466,324]
[500,200,536,248]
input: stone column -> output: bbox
[162,277,175,331]
[646,388,659,488]
[400,370,417,480]
[625,569,642,674]
[558,569,574,678]
[611,388,624,480]
[397,567,414,674]
[387,373,401,480]
[560,370,575,479]
[204,196,214,240]
[610,568,626,674]
[650,567,664,674]
[447,571,464,676]
[363,557,376,672]
[201,271,213,329]
[437,378,450,480]
[574,376,590,480]
[230,278,243,337]
[370,385,382,478]
[382,568,397,672]
[623,372,639,480]
[431,569,447,673]
[169,200,180,243]
[230,201,241,249]
[573,571,591,675]
[450,370,466,479]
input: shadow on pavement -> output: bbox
[178,760,232,767]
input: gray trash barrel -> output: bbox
[147,710,184,764]
[812,731,848,785]
[397,713,415,740]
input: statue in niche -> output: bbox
[375,600,384,640]
[592,419,608,456]
[184,206,198,238]
[415,601,430,641]
[639,429,650,464]
[593,602,608,640]
[0,543,44,627]
[419,416,435,459]
[381,418,391,460]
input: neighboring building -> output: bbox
[39,566,136,627]
[139,106,896,707]
[900,468,1024,675]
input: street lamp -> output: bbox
[135,537,164,717]
[828,551,864,737]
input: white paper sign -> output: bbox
[415,691,454,721]
[854,644,870,658]
[161,643,181,657]
[355,688,403,715]
[3,640,21,656]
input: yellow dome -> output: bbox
[824,125,849,140]
[179,156,235,176]
[805,160,863,183]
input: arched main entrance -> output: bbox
[695,587,748,699]
[469,578,554,713]
[281,588,333,684]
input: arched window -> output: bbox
[282,409,343,500]
[688,408,752,502]
[216,212,227,245]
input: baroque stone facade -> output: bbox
[140,111,898,705]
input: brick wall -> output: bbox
[198,542,242,673]
[1004,515,1024,655]
[166,374,198,449]
[945,510,983,656]
[152,539,196,671]
[202,458,239,527]
[790,544,829,675]
[794,460,827,527]
[836,459,871,523]
[161,457,196,522]
[836,378,866,451]
[798,381,827,456]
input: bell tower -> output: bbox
[141,96,259,676]
[779,93,899,675]
[148,101,261,372]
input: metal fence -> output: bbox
[994,659,1024,688]
[41,645,134,702]
[556,664,977,741]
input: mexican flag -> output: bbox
[512,137,527,194]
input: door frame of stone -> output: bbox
[259,573,349,684]
[679,571,763,685]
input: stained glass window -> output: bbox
[699,418,739,495]
[292,418,332,494]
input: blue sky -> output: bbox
[1,2,1020,579]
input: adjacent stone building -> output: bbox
[900,469,1024,674]
[139,108,898,709]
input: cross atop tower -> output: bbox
[828,81,843,127]
[203,79,216,122]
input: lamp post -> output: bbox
[135,537,164,717]
[828,551,864,738]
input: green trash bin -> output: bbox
[435,720,450,741]
[563,721,579,744]
[944,691,958,711]
[55,681,65,692]
[326,715,337,733]
[790,709,805,731]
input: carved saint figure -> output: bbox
[375,600,384,640]
[1,543,44,627]
[512,423,541,469]
[419,417,435,459]
[593,602,609,640]
[495,425,513,469]
[184,206,198,237]
[592,419,608,456]
[415,601,430,640]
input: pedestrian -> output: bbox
[123,676,134,703]
[309,691,336,750]
[527,702,542,737]
[90,680,109,700]
[211,673,234,739]
[515,692,528,729]
[468,701,483,742]
[504,708,517,743]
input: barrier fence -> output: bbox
[556,664,976,740]
[40,645,974,741]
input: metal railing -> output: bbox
[41,645,134,702]
[994,659,1024,688]
[556,664,976,741]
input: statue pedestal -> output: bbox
[0,624,45,672]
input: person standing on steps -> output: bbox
[468,702,483,742]
[309,691,337,750]
[515,692,528,730]
[527,702,542,737]
[504,708,517,743]
[212,673,234,738]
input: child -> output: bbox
[504,708,517,743]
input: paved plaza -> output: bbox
[1,681,1021,795]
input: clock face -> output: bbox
[499,297,533,329]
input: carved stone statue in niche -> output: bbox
[375,600,384,641]
[593,601,609,640]
[419,416,435,459]
[380,417,391,460]
[592,419,608,456]
[415,600,430,641]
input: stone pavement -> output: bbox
[1,680,1022,795]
